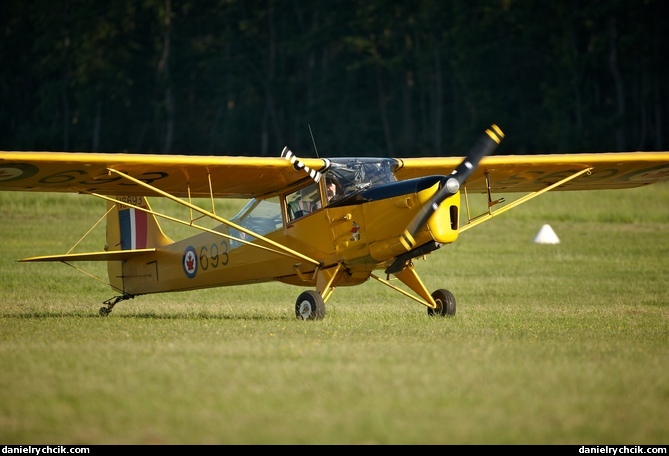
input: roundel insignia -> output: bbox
[0,163,39,183]
[182,246,198,279]
[624,164,669,182]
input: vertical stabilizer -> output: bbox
[106,197,172,293]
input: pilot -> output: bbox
[325,178,337,202]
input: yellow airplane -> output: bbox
[1,124,668,320]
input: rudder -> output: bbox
[106,196,172,293]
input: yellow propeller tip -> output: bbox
[491,124,504,137]
[486,124,505,143]
[400,231,416,250]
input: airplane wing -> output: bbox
[0,151,329,198]
[395,152,669,192]
[2,150,668,198]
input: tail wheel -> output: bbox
[295,290,326,320]
[428,289,456,317]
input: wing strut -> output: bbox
[460,167,593,233]
[87,168,323,267]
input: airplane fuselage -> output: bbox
[115,174,460,296]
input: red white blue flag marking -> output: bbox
[119,208,147,250]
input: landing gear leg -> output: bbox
[99,294,134,316]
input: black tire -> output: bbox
[427,289,456,317]
[295,290,326,320]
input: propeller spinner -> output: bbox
[401,124,504,250]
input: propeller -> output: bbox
[400,124,504,250]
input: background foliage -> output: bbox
[2,0,668,156]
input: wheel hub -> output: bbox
[298,301,312,319]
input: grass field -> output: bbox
[0,184,668,444]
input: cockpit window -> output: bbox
[325,158,397,201]
[286,182,321,220]
[228,197,282,248]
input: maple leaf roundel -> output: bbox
[182,246,198,279]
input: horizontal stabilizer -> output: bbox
[18,248,156,263]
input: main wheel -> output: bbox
[428,289,456,317]
[295,290,326,320]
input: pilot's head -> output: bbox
[325,178,337,201]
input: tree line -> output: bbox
[2,0,668,157]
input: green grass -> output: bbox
[0,185,668,444]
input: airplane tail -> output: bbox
[106,197,172,293]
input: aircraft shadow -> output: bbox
[1,310,292,321]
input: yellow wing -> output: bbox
[3,150,669,198]
[396,152,669,192]
[0,151,328,198]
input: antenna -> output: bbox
[308,124,320,158]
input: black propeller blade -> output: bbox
[401,124,504,250]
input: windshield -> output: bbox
[325,158,397,201]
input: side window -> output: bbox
[229,197,282,248]
[286,182,321,221]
